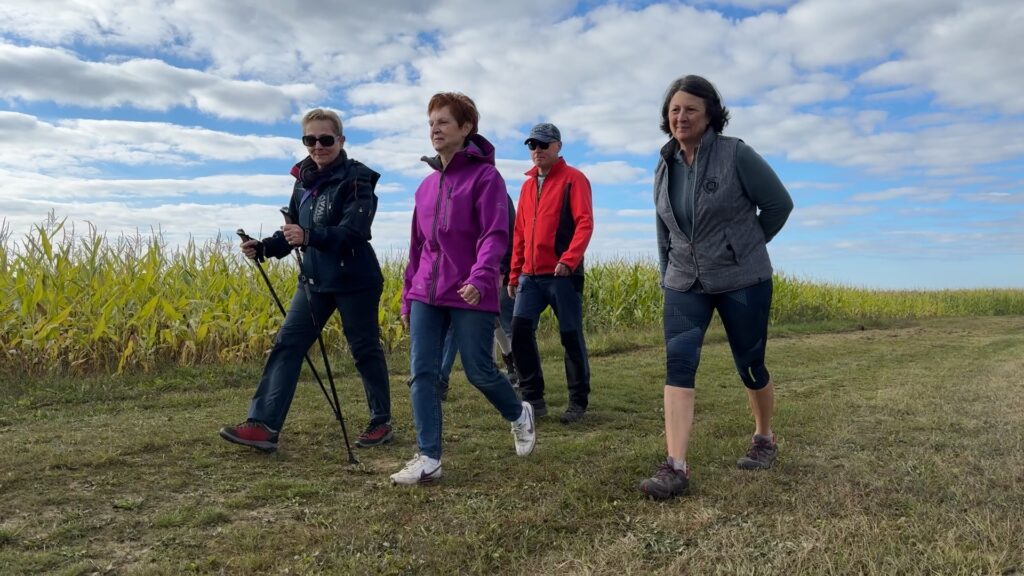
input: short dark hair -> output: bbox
[660,75,730,135]
[427,92,479,137]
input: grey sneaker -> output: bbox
[737,434,777,469]
[559,403,586,424]
[639,460,690,500]
[530,401,548,418]
[511,402,537,456]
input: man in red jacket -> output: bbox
[508,123,594,424]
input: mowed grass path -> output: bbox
[2,316,1022,575]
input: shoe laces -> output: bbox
[403,453,425,470]
[655,461,686,481]
[512,419,529,436]
[746,438,775,460]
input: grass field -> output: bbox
[2,316,1022,575]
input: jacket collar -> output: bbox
[421,133,496,172]
[290,149,350,186]
[524,156,567,178]
[659,129,718,163]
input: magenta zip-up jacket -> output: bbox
[401,134,509,316]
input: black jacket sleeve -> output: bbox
[259,189,300,259]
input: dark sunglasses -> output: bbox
[526,140,551,151]
[302,134,337,147]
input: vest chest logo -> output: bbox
[313,195,332,224]
[702,178,719,194]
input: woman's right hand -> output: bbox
[400,314,409,330]
[241,239,262,260]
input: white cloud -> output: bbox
[616,209,655,218]
[850,186,952,203]
[965,192,1024,205]
[792,203,876,227]
[2,0,1024,288]
[0,44,320,121]
[0,169,292,202]
[734,105,1024,177]
[859,1,1024,114]
[0,0,575,84]
[577,161,648,185]
[0,112,302,171]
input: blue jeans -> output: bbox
[439,283,515,387]
[409,300,523,460]
[511,275,590,408]
[247,285,391,431]
[663,278,773,390]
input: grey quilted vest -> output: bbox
[654,132,773,294]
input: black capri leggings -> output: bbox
[663,278,773,390]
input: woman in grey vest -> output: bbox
[640,75,793,500]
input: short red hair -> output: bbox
[427,92,479,137]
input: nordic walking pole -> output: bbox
[278,209,359,465]
[235,228,335,408]
[236,228,357,464]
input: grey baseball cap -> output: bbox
[524,123,561,144]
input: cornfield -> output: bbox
[2,220,1022,375]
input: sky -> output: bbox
[1,0,1022,289]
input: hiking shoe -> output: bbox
[737,434,778,470]
[559,403,586,424]
[639,460,690,500]
[355,423,393,448]
[219,420,278,452]
[390,454,442,486]
[511,401,536,456]
[530,401,548,418]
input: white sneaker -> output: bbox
[390,453,442,486]
[511,401,536,456]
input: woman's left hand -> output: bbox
[281,223,306,247]
[458,284,481,306]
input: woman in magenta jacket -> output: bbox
[391,92,536,486]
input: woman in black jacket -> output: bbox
[219,108,393,452]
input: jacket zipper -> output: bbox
[428,172,445,304]
[689,142,702,282]
[441,185,452,231]
[529,175,541,275]
[303,193,316,284]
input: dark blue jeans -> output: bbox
[511,275,590,408]
[663,278,773,390]
[409,301,522,460]
[439,283,515,386]
[247,285,391,431]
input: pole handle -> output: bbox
[236,228,265,262]
[279,207,295,225]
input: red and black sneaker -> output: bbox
[355,423,394,448]
[219,420,278,452]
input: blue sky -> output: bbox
[1,0,1022,289]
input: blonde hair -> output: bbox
[301,108,343,135]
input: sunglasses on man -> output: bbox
[302,134,337,147]
[526,140,551,151]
